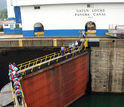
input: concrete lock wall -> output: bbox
[91,40,124,93]
[21,53,89,107]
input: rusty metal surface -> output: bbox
[21,53,89,107]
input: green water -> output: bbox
[69,93,124,107]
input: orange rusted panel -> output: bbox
[21,53,89,107]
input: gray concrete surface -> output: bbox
[0,33,23,38]
[0,83,13,106]
[91,40,124,93]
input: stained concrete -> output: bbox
[91,40,124,93]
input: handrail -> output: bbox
[10,81,27,107]
[17,38,88,73]
[17,51,59,70]
[18,54,58,70]
[17,52,56,66]
[10,82,16,107]
[18,48,70,71]
[20,84,27,107]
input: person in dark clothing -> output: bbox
[15,87,22,105]
[79,30,82,39]
[78,40,82,46]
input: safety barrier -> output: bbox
[10,82,16,107]
[17,38,88,77]
[10,81,27,107]
[17,52,58,70]
[17,47,77,70]
[20,84,27,107]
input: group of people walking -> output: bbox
[8,63,22,105]
[60,39,85,56]
[61,30,86,56]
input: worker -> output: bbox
[69,43,72,53]
[13,66,18,72]
[14,81,20,87]
[61,45,64,56]
[71,43,74,51]
[82,30,85,38]
[14,72,20,78]
[9,69,12,73]
[11,63,15,70]
[9,74,14,82]
[15,86,22,105]
[15,85,20,90]
[13,78,19,83]
[63,45,66,53]
[8,69,12,77]
[9,63,11,69]
[84,39,88,51]
[11,71,16,79]
[79,30,82,39]
[13,78,17,83]
[12,63,18,72]
[15,78,19,81]
[80,39,84,50]
[9,73,14,87]
[75,41,78,49]
[9,72,14,79]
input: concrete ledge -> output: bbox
[0,38,78,48]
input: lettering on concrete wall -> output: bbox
[75,9,106,18]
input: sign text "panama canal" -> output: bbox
[75,9,106,17]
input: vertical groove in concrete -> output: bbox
[91,40,124,93]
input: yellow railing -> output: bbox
[17,48,74,71]
[10,82,16,107]
[10,82,27,107]
[17,38,88,73]
[17,52,57,70]
[20,84,27,107]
